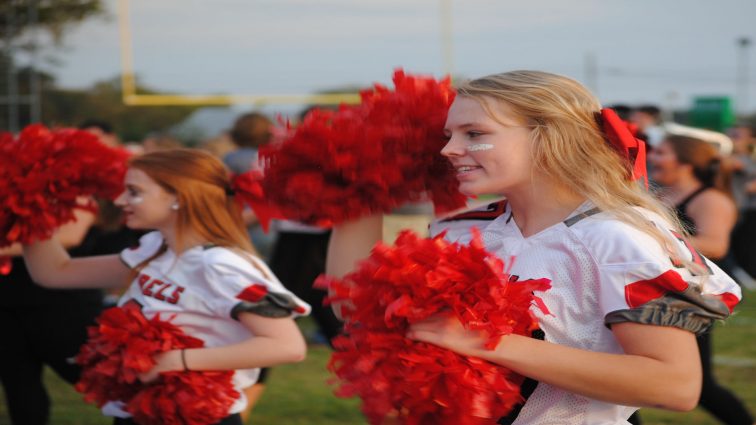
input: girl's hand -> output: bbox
[138,349,183,383]
[380,409,406,425]
[407,314,489,357]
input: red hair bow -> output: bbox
[230,170,282,233]
[599,108,648,188]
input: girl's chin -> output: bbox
[456,186,475,197]
[123,219,146,230]
[457,183,492,198]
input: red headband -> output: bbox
[598,108,648,189]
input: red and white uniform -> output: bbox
[103,231,310,418]
[431,200,741,425]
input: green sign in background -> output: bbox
[689,96,736,132]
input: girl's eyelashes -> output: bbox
[441,130,483,141]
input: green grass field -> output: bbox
[1,290,754,425]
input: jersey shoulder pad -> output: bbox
[440,199,508,222]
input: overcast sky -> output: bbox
[21,0,756,114]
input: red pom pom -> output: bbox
[260,70,466,226]
[75,304,203,406]
[360,70,467,216]
[322,230,550,424]
[127,372,239,425]
[76,304,238,425]
[0,124,129,247]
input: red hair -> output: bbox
[129,148,255,254]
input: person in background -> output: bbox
[728,124,756,287]
[142,132,183,153]
[647,134,754,425]
[223,112,277,260]
[223,112,272,175]
[200,132,237,159]
[607,104,632,121]
[0,210,99,425]
[78,119,121,148]
[630,104,665,149]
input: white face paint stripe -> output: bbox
[467,143,494,152]
[129,195,144,205]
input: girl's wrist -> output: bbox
[180,349,190,371]
[482,333,520,365]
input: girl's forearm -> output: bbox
[478,329,700,411]
[182,335,306,371]
[326,214,383,319]
[0,243,23,257]
[22,238,74,286]
[23,241,128,289]
[326,214,384,279]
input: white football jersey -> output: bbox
[431,200,741,425]
[102,231,310,418]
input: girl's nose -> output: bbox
[441,135,465,158]
[114,191,127,206]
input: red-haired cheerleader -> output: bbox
[22,148,309,425]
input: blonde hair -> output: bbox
[457,70,683,255]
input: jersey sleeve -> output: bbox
[202,248,311,321]
[594,217,742,335]
[119,231,164,268]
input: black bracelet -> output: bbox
[181,349,189,371]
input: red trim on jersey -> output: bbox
[442,200,508,222]
[624,269,689,308]
[717,292,740,313]
[236,284,269,302]
[669,230,713,274]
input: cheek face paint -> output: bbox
[467,143,494,152]
[129,195,144,205]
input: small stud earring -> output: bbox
[171,202,179,211]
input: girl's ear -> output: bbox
[170,192,181,210]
